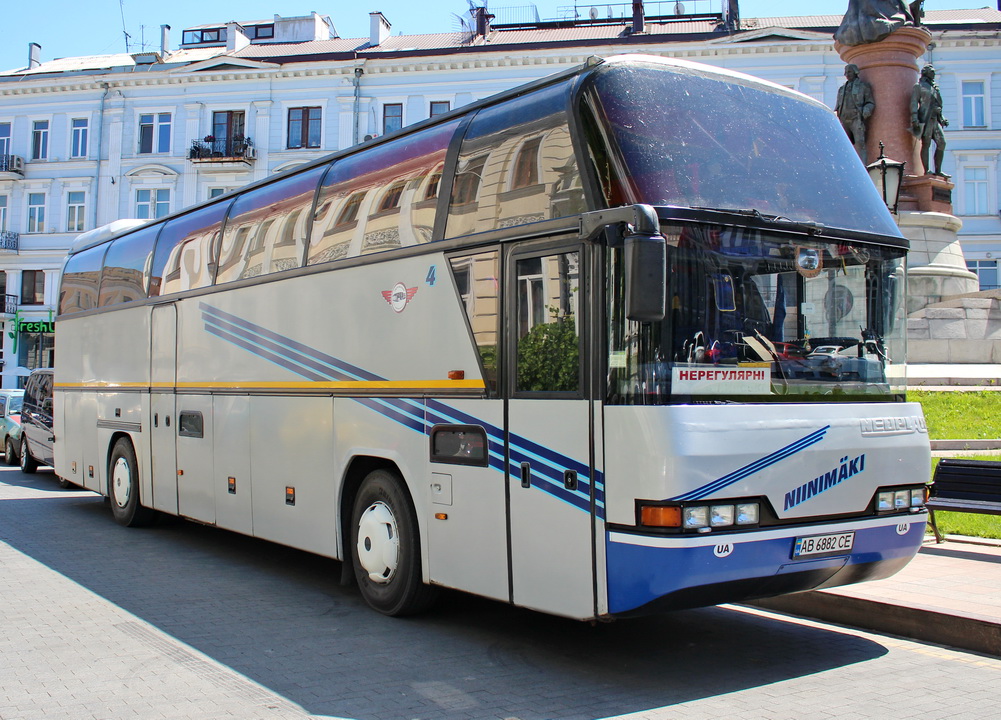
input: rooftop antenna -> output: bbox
[119,0,132,52]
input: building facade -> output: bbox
[0,4,998,387]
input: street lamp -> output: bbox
[867,141,906,214]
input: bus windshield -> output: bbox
[607,221,907,403]
[582,59,900,237]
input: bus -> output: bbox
[54,54,929,621]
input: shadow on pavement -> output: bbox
[0,469,889,720]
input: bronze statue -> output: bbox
[835,64,875,159]
[835,0,917,46]
[910,63,949,176]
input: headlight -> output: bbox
[736,502,759,525]
[710,504,735,527]
[877,491,895,512]
[894,490,910,510]
[910,488,925,508]
[683,506,709,529]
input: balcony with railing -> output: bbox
[0,231,18,254]
[0,154,25,179]
[2,294,17,316]
[188,135,256,169]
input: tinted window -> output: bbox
[150,202,230,296]
[445,82,583,239]
[308,119,460,265]
[59,245,108,315]
[216,165,327,284]
[99,224,160,306]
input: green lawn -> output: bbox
[909,390,1001,439]
[912,391,1001,540]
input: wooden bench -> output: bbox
[927,458,1001,543]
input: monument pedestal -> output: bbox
[838,27,990,364]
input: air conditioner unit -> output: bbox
[243,146,257,160]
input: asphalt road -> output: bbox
[1,464,998,720]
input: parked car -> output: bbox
[0,389,25,465]
[20,369,54,474]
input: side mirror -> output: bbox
[624,229,666,322]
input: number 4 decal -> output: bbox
[426,265,437,286]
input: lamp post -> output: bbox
[866,141,906,214]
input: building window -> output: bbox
[71,118,89,158]
[430,101,450,118]
[31,120,49,160]
[212,111,246,155]
[208,188,228,199]
[138,113,171,154]
[0,122,10,157]
[21,270,45,305]
[288,107,321,149]
[136,188,170,219]
[27,193,45,233]
[962,81,986,128]
[967,260,999,290]
[251,24,274,39]
[383,103,403,135]
[963,167,990,215]
[0,195,7,231]
[513,137,542,189]
[67,191,86,233]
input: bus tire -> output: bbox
[109,438,155,527]
[351,469,437,616]
[19,436,38,474]
[4,437,17,466]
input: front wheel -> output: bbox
[19,436,38,474]
[108,438,156,527]
[351,469,437,616]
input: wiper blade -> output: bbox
[690,206,825,235]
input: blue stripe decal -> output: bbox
[670,425,830,502]
[200,303,603,516]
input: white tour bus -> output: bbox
[55,55,929,620]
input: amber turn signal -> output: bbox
[640,505,682,528]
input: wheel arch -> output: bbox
[104,430,138,497]
[339,455,403,563]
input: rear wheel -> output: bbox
[19,436,38,474]
[109,438,156,527]
[4,437,17,466]
[351,469,437,616]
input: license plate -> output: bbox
[792,531,855,558]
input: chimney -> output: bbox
[160,25,171,56]
[226,22,250,52]
[28,43,41,69]
[474,6,494,37]
[631,1,645,34]
[369,12,391,47]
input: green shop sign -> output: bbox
[6,310,55,354]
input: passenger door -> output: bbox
[505,241,597,619]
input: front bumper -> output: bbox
[606,513,926,615]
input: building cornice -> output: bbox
[0,38,844,97]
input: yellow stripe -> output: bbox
[58,379,486,391]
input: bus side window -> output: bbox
[99,224,159,307]
[308,119,460,266]
[216,164,328,285]
[445,81,584,240]
[59,244,109,316]
[449,250,500,396]
[151,202,229,296]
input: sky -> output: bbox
[0,0,991,73]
